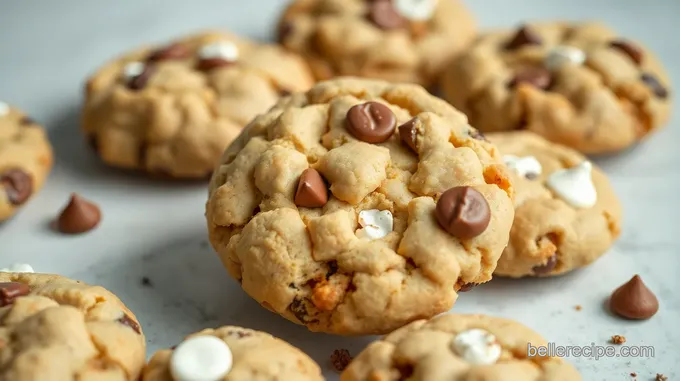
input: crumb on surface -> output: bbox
[656,374,667,381]
[141,276,153,287]
[574,305,582,311]
[629,372,636,377]
[330,349,352,372]
[611,335,626,344]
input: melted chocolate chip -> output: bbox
[436,187,491,239]
[1,169,33,205]
[117,314,141,334]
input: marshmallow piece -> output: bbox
[0,101,9,117]
[545,46,586,70]
[170,335,233,381]
[546,161,597,208]
[451,328,502,365]
[394,0,438,21]
[356,209,393,240]
[199,41,239,62]
[123,62,145,79]
[503,155,542,179]
[0,263,34,273]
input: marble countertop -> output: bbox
[1,0,678,379]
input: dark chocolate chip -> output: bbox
[436,186,491,239]
[346,102,397,143]
[289,298,309,323]
[398,118,418,152]
[196,58,233,71]
[509,67,552,90]
[610,39,643,66]
[87,135,99,153]
[641,73,669,99]
[532,254,558,274]
[117,314,141,334]
[0,282,30,307]
[147,43,191,62]
[368,0,406,30]
[1,168,33,205]
[505,25,543,50]
[127,65,156,91]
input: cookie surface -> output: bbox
[0,103,53,222]
[206,78,515,335]
[82,31,314,179]
[278,0,476,87]
[142,326,324,381]
[440,21,671,154]
[0,273,145,380]
[488,131,622,278]
[341,313,581,381]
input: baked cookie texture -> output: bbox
[206,78,515,335]
[0,103,53,222]
[341,313,581,381]
[142,326,324,381]
[0,273,146,380]
[440,21,671,154]
[82,31,314,179]
[278,0,476,87]
[488,132,622,278]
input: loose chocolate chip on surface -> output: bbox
[609,39,643,66]
[118,313,142,334]
[509,67,552,90]
[436,186,491,239]
[295,168,328,208]
[532,254,558,274]
[398,118,418,152]
[641,73,669,99]
[147,43,191,62]
[196,58,233,71]
[609,274,659,320]
[346,101,397,143]
[56,193,101,234]
[368,0,406,30]
[0,282,30,306]
[127,65,156,90]
[1,169,33,206]
[505,25,543,50]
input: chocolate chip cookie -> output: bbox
[488,131,622,278]
[82,31,314,179]
[0,102,53,222]
[278,0,476,87]
[142,326,324,381]
[206,78,515,335]
[0,273,145,380]
[341,313,581,380]
[440,22,671,154]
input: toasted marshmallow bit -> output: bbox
[356,209,393,240]
[198,41,239,62]
[394,0,438,21]
[546,161,597,208]
[170,335,233,381]
[123,61,145,79]
[0,263,34,273]
[451,328,502,365]
[0,101,9,117]
[503,155,542,179]
[545,46,586,70]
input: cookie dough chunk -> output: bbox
[0,273,146,380]
[206,78,515,335]
[142,326,324,381]
[341,313,581,381]
[278,0,476,87]
[441,22,671,154]
[488,131,622,278]
[0,102,53,222]
[82,31,314,179]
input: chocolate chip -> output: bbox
[346,102,397,143]
[525,172,539,180]
[1,169,33,205]
[458,282,477,292]
[505,25,543,50]
[532,254,558,274]
[117,313,141,334]
[610,39,643,66]
[20,116,36,126]
[55,193,101,234]
[279,88,292,97]
[435,186,491,239]
[509,67,552,90]
[289,298,308,323]
[147,43,191,62]
[330,349,352,372]
[326,260,339,280]
[641,73,669,99]
[196,58,233,71]
[278,21,294,43]
[227,330,252,338]
[368,0,406,30]
[295,168,328,208]
[398,118,418,152]
[609,275,659,320]
[468,128,488,142]
[0,282,30,307]
[127,65,156,90]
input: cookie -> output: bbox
[0,102,53,222]
[440,21,671,154]
[0,273,146,380]
[206,78,515,335]
[488,131,622,278]
[341,313,581,380]
[142,326,324,381]
[278,0,476,87]
[82,31,314,179]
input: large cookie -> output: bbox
[440,22,671,154]
[82,31,314,179]
[142,326,324,381]
[488,131,622,278]
[206,78,515,335]
[0,102,53,222]
[0,273,146,380]
[278,0,476,87]
[341,313,581,380]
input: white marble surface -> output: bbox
[0,0,678,379]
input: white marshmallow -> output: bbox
[0,263,34,273]
[170,335,233,381]
[198,41,239,62]
[123,61,145,79]
[394,0,438,21]
[356,210,393,240]
[546,161,597,208]
[503,155,542,179]
[0,101,9,117]
[451,328,502,365]
[545,46,586,71]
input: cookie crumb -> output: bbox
[629,372,636,377]
[575,305,582,311]
[610,335,626,344]
[141,277,153,287]
[656,374,667,381]
[330,349,352,372]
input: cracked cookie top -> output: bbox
[278,0,476,87]
[440,21,671,154]
[206,78,515,335]
[340,313,581,381]
[0,273,145,380]
[82,31,314,179]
